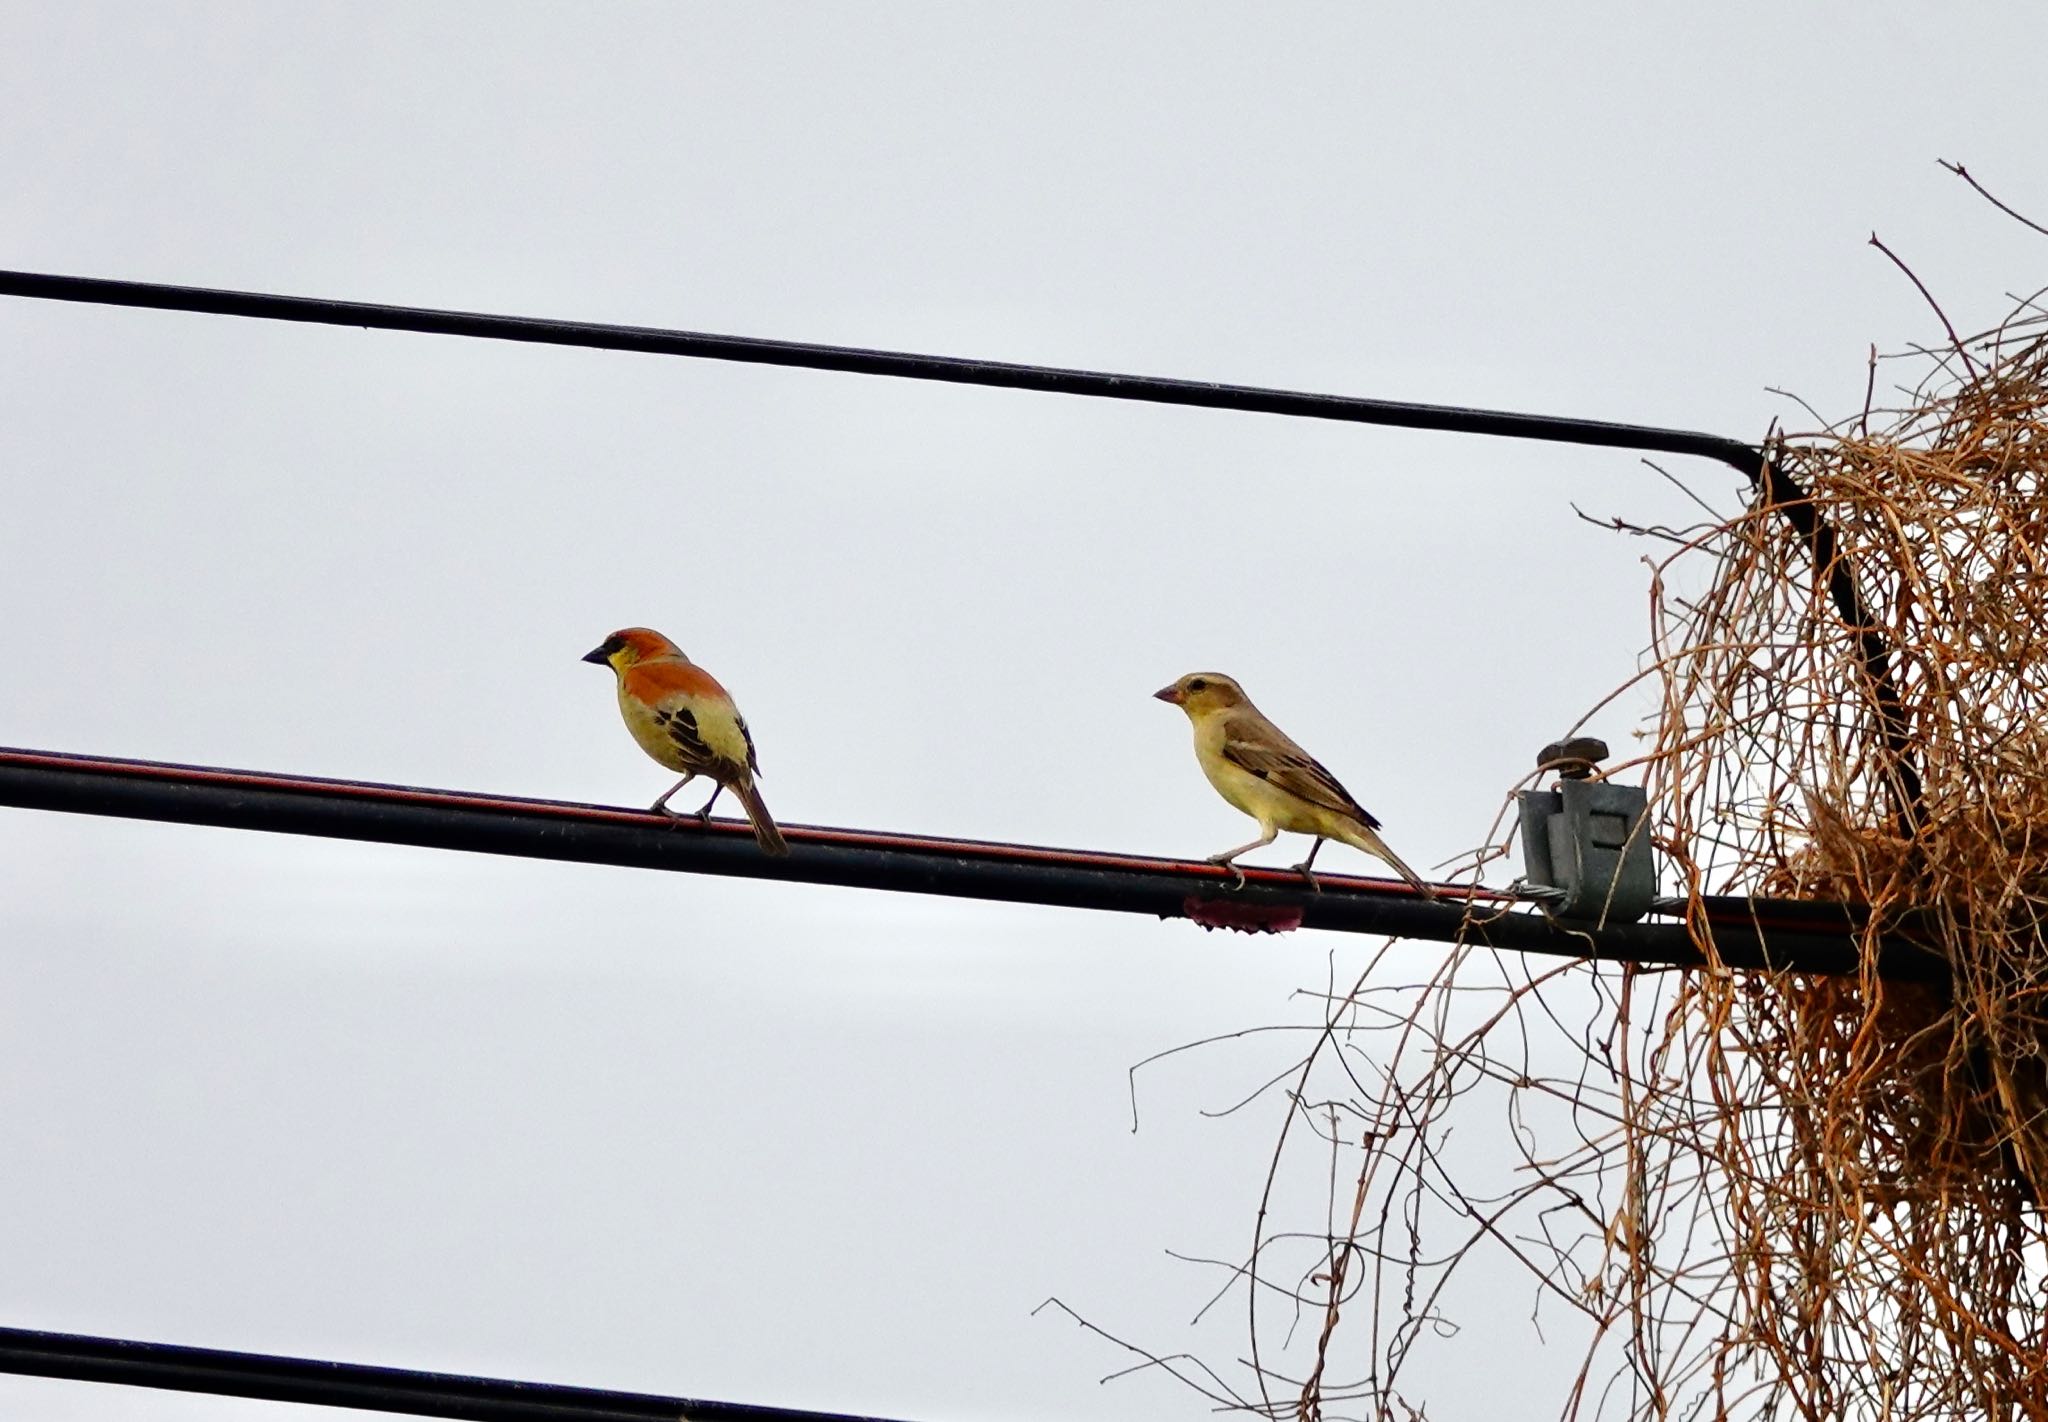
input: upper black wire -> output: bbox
[0,268,1764,473]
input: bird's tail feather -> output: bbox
[735,779,789,856]
[1342,823,1439,900]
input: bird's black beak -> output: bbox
[581,645,612,666]
[1153,683,1185,705]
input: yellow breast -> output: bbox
[619,688,696,772]
[1192,716,1353,838]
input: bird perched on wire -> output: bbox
[582,627,788,856]
[1154,672,1435,897]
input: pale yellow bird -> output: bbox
[583,627,789,855]
[1155,672,1436,897]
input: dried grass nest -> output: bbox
[1625,288,2048,1417]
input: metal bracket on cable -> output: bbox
[1515,737,1658,925]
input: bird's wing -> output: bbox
[735,712,763,777]
[650,701,716,767]
[1220,712,1383,830]
[626,661,751,773]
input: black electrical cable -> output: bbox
[0,748,1944,981]
[0,268,1761,467]
[0,1324,914,1422]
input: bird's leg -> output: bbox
[651,773,697,821]
[1207,826,1277,892]
[1291,838,1325,893]
[694,782,724,823]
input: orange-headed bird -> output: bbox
[583,627,788,856]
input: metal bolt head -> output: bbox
[1538,736,1610,780]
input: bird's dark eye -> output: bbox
[1188,678,1208,692]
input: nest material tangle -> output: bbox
[1246,292,2048,1422]
[1615,287,2048,1420]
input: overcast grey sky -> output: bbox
[4,4,2047,1419]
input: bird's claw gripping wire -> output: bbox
[1206,855,1248,891]
[1291,861,1323,894]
